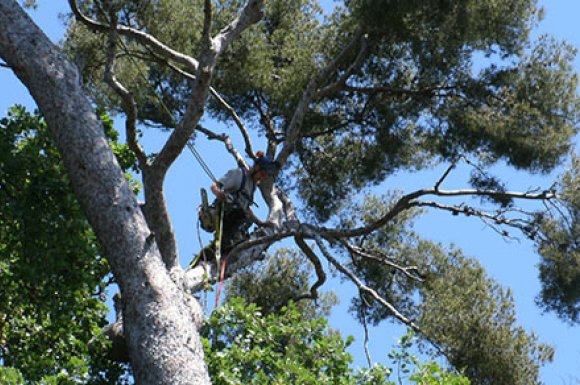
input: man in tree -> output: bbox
[2,0,579,384]
[198,152,279,266]
[211,153,279,249]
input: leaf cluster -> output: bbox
[202,298,470,385]
[0,107,127,384]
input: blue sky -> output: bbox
[0,1,579,383]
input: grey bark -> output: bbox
[0,1,210,384]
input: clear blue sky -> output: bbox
[0,1,578,383]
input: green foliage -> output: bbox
[536,156,580,323]
[0,367,25,385]
[0,106,126,384]
[294,0,577,220]
[65,0,578,220]
[347,0,536,56]
[225,248,338,318]
[343,195,552,385]
[386,332,470,385]
[60,0,580,381]
[203,298,354,385]
[419,248,553,385]
[202,298,470,385]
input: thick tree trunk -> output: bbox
[0,2,210,384]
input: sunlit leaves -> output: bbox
[0,107,126,384]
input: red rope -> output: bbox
[215,256,227,308]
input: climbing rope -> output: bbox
[116,37,217,183]
[116,38,227,299]
[187,141,217,183]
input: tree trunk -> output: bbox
[0,1,210,384]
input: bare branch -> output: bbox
[312,232,420,330]
[295,235,327,300]
[414,201,541,238]
[208,89,256,159]
[277,188,298,222]
[324,186,558,239]
[429,187,559,201]
[341,241,424,282]
[193,126,248,168]
[434,162,458,191]
[359,291,373,368]
[212,0,264,56]
[343,84,464,98]
[226,226,297,260]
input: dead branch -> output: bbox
[193,126,248,169]
[341,240,424,282]
[325,186,558,239]
[413,201,538,237]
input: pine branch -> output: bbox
[312,232,421,331]
[68,0,199,71]
[103,17,148,167]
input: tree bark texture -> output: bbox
[0,2,210,384]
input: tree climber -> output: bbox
[193,152,279,266]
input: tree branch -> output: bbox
[193,125,248,168]
[68,0,198,71]
[276,28,365,167]
[312,232,420,330]
[208,90,256,159]
[343,84,464,99]
[315,33,369,99]
[341,240,424,282]
[434,161,458,191]
[211,0,264,56]
[201,0,212,48]
[155,57,256,159]
[152,0,264,176]
[103,14,148,167]
[295,235,326,300]
[324,186,558,239]
[414,201,545,241]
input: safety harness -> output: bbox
[195,167,255,307]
